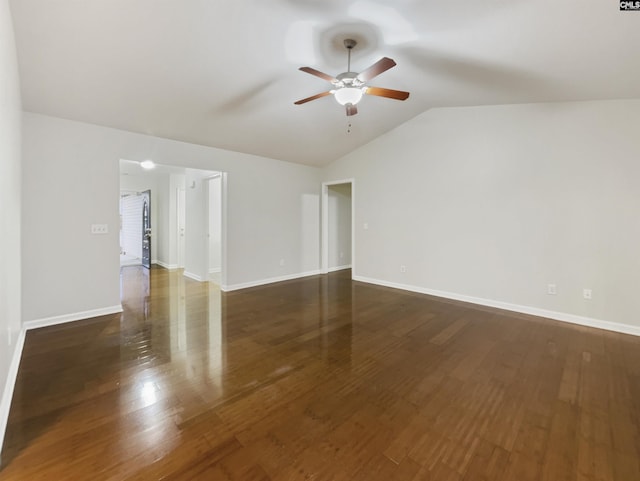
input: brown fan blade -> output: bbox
[294,91,332,105]
[299,67,338,83]
[365,86,410,101]
[357,57,397,82]
[346,104,358,116]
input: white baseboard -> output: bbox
[223,270,322,292]
[209,267,221,274]
[23,305,123,331]
[0,328,26,460]
[184,271,204,282]
[328,264,352,273]
[353,275,640,337]
[154,260,178,270]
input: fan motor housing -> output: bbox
[335,71,363,87]
[344,38,357,50]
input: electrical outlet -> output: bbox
[363,223,369,230]
[547,284,557,295]
[400,265,407,273]
[583,289,592,300]
[339,251,344,259]
[91,224,108,234]
[279,259,285,266]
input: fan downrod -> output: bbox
[343,39,357,72]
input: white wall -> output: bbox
[22,116,122,323]
[0,0,22,455]
[327,183,352,270]
[22,113,322,322]
[324,100,640,331]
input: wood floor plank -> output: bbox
[2,267,640,480]
[461,438,509,481]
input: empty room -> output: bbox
[1,1,640,480]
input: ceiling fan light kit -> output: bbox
[333,86,363,106]
[295,38,410,116]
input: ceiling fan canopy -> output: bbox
[295,39,410,116]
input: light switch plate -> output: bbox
[91,224,108,234]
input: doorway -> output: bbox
[120,191,144,266]
[321,179,354,275]
[119,161,226,287]
[181,169,226,286]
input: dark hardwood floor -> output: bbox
[2,266,640,480]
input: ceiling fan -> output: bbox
[294,39,410,116]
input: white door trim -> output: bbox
[203,173,226,286]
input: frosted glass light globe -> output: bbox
[334,87,363,106]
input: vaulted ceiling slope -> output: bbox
[10,0,640,166]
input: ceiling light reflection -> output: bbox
[140,381,158,407]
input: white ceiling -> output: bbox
[10,0,640,167]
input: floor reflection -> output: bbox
[1,266,356,479]
[119,266,226,413]
[116,266,355,438]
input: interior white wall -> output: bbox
[327,183,352,270]
[0,0,22,455]
[22,113,321,322]
[323,99,640,330]
[22,116,121,323]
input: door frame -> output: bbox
[321,179,355,275]
[203,173,227,288]
[176,187,186,269]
